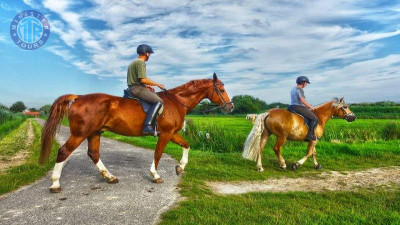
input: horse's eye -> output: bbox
[219,89,225,93]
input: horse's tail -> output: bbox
[39,94,79,164]
[242,112,269,161]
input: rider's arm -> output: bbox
[300,97,315,110]
[140,78,165,89]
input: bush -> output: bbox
[381,121,400,140]
[0,109,13,124]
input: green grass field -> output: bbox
[100,115,400,224]
[0,120,59,195]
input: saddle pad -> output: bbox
[123,89,164,115]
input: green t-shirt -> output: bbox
[127,59,147,85]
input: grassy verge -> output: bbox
[0,120,29,160]
[0,120,59,195]
[0,117,26,140]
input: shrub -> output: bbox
[182,119,246,153]
[381,121,400,140]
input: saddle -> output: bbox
[123,88,163,114]
[287,107,310,128]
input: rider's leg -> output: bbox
[130,86,164,135]
[292,106,318,141]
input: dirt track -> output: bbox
[209,166,400,195]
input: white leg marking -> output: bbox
[298,156,308,165]
[150,160,160,179]
[50,162,65,189]
[96,159,116,180]
[179,148,189,170]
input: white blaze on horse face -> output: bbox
[180,148,190,170]
[150,160,160,179]
[50,162,65,189]
[96,159,115,180]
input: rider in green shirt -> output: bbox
[127,44,165,136]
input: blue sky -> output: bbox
[0,0,399,108]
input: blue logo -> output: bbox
[10,10,50,50]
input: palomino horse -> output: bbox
[40,73,234,193]
[243,98,355,171]
[246,114,257,124]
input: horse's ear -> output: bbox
[339,97,344,103]
[213,73,217,82]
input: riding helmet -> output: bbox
[296,76,310,84]
[137,44,154,55]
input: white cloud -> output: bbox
[43,0,400,102]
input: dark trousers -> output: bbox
[288,105,318,125]
[129,84,164,105]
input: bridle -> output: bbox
[313,104,354,121]
[204,81,233,113]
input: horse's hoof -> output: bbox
[108,178,119,184]
[314,164,323,170]
[280,166,287,170]
[257,167,264,172]
[49,187,62,193]
[175,165,183,175]
[153,178,164,184]
[292,163,299,171]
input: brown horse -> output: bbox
[40,73,234,193]
[242,98,355,171]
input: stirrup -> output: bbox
[142,125,159,137]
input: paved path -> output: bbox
[0,119,181,225]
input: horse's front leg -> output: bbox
[150,132,173,183]
[312,144,323,170]
[292,140,317,171]
[170,133,190,175]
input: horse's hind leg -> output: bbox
[292,140,318,171]
[273,136,287,169]
[50,135,85,193]
[257,129,269,172]
[87,134,118,183]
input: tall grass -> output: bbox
[181,119,246,153]
[181,118,400,153]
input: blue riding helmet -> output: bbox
[137,44,154,55]
[296,76,310,84]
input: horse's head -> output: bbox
[206,73,234,113]
[332,97,356,122]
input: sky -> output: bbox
[0,0,399,108]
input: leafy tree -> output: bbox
[0,103,9,111]
[40,104,52,116]
[29,108,38,111]
[10,101,27,113]
[231,95,268,114]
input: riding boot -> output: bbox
[305,120,318,141]
[142,102,162,136]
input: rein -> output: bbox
[161,88,191,109]
[159,80,231,112]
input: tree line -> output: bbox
[1,98,399,116]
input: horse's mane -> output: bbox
[316,98,346,109]
[166,79,213,93]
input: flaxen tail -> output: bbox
[39,94,79,164]
[242,112,269,161]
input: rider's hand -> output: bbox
[310,106,316,111]
[158,84,165,90]
[146,85,155,92]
